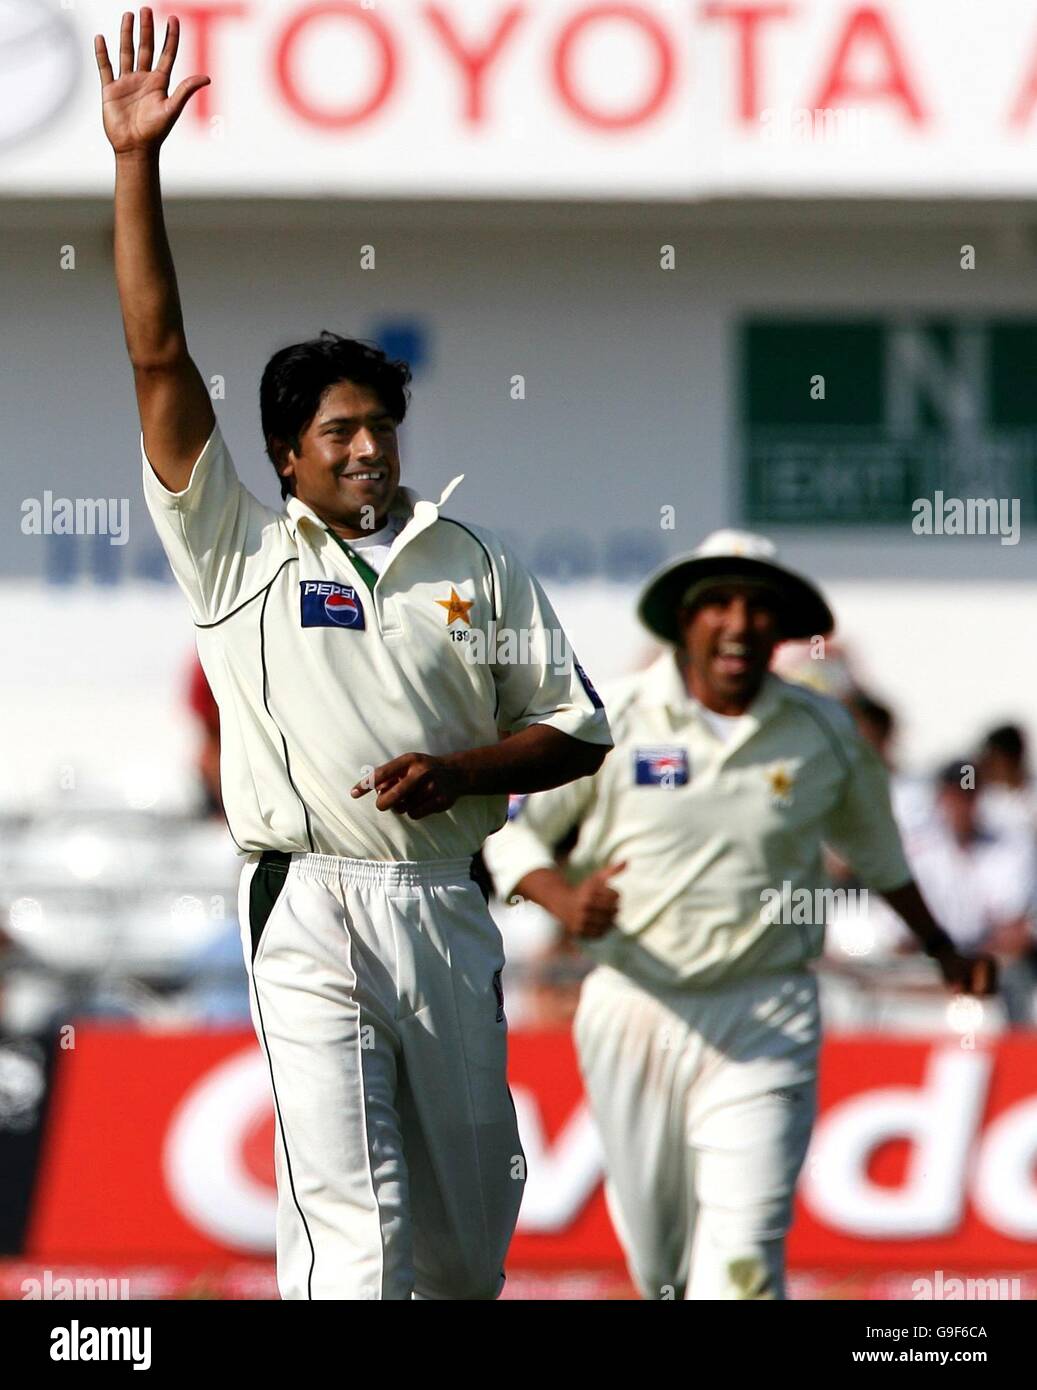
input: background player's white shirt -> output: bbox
[484,651,911,990]
[142,421,612,861]
[977,783,1037,845]
[902,821,1037,952]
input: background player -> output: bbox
[96,8,612,1299]
[485,529,995,1300]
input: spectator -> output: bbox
[846,691,932,838]
[978,724,1037,844]
[905,760,1037,1025]
[827,690,930,903]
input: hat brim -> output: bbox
[636,554,834,645]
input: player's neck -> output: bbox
[328,514,390,542]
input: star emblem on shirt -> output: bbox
[435,586,474,626]
[768,765,795,802]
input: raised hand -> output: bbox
[95,9,210,155]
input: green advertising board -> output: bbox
[741,320,1037,525]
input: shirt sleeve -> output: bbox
[141,420,287,625]
[482,774,599,903]
[490,537,613,747]
[824,726,913,893]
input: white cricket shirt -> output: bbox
[142,421,612,861]
[484,650,912,989]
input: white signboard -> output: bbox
[4,0,1037,199]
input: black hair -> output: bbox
[982,724,1026,763]
[260,332,412,500]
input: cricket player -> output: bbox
[97,10,612,1299]
[484,529,996,1301]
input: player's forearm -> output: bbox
[512,866,577,918]
[113,149,189,368]
[880,880,955,957]
[445,725,606,797]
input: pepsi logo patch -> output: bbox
[300,581,366,630]
[634,746,689,787]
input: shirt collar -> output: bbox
[640,650,694,710]
[284,474,465,544]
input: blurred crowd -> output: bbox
[824,697,1037,1029]
[1,646,1035,1039]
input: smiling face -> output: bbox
[679,582,782,713]
[273,380,401,537]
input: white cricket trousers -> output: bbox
[573,964,820,1301]
[237,850,525,1300]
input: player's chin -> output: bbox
[713,672,752,700]
[713,659,764,695]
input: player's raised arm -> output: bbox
[96,9,214,491]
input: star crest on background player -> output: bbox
[435,586,474,626]
[768,765,795,802]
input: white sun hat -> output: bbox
[636,530,835,645]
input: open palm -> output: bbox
[95,9,210,154]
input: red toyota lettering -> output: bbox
[553,4,675,130]
[423,5,526,125]
[811,6,925,124]
[700,2,793,124]
[274,2,396,129]
[1008,29,1037,127]
[161,2,249,125]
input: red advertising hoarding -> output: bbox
[24,1028,1037,1273]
